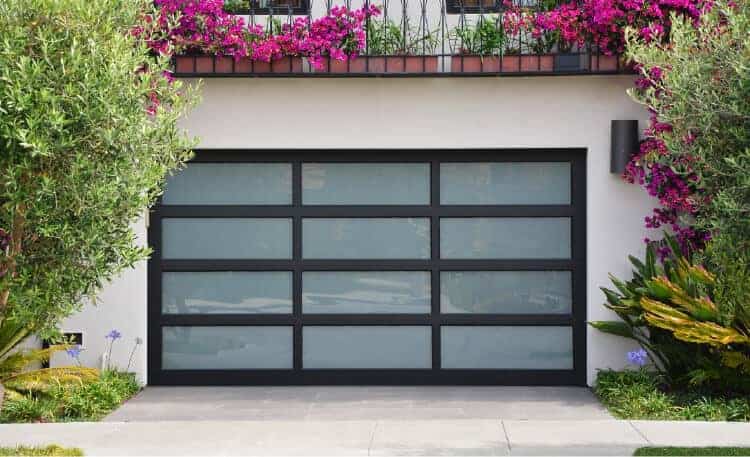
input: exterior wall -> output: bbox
[57,75,653,386]
[55,220,148,385]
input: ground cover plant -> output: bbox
[634,448,750,456]
[595,370,750,421]
[0,370,139,423]
[0,446,83,457]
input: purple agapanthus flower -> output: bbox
[66,344,82,359]
[106,329,122,340]
[627,349,649,367]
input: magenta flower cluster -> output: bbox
[625,69,711,255]
[505,0,705,55]
[143,0,379,68]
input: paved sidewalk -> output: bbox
[1,419,749,455]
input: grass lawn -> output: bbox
[595,370,750,421]
[0,446,83,456]
[0,371,139,423]
[635,447,750,456]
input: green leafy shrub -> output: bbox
[450,16,506,55]
[595,370,750,421]
[0,371,140,423]
[366,18,439,55]
[0,0,196,343]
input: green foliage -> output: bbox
[223,0,249,13]
[0,0,196,341]
[366,18,439,55]
[626,1,750,328]
[0,446,83,456]
[0,371,140,423]
[595,370,750,422]
[450,16,506,55]
[634,448,750,456]
[593,238,750,392]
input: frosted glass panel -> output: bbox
[162,218,292,259]
[303,218,430,259]
[162,326,292,369]
[303,163,430,205]
[440,162,570,205]
[441,271,571,314]
[163,163,292,205]
[440,218,570,259]
[441,326,573,369]
[303,272,430,314]
[162,272,292,314]
[303,326,431,368]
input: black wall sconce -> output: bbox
[610,120,640,174]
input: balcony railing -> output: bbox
[173,0,631,77]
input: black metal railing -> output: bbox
[173,0,629,76]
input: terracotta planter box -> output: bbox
[590,54,620,72]
[367,56,439,73]
[251,57,304,73]
[519,55,554,72]
[450,55,501,73]
[174,56,302,74]
[311,58,367,73]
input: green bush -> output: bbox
[626,1,750,325]
[0,0,196,345]
[0,371,140,423]
[0,446,83,456]
[595,370,750,421]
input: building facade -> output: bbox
[54,0,655,387]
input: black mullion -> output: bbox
[430,160,441,371]
[162,259,576,271]
[571,150,588,385]
[292,161,303,372]
[158,205,573,218]
[159,313,570,327]
[190,149,585,163]
[147,206,163,385]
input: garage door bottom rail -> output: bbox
[150,369,584,386]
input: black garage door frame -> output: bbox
[147,149,587,385]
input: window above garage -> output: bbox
[161,0,632,77]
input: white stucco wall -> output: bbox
[55,220,148,385]
[58,75,654,386]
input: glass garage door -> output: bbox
[148,150,586,385]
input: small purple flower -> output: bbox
[66,345,82,359]
[627,349,649,367]
[106,329,122,341]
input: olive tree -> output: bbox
[0,0,196,353]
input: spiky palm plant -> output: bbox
[0,321,98,400]
[592,236,750,392]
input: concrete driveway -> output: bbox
[104,386,611,422]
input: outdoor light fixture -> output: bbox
[610,120,640,174]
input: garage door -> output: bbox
[148,150,586,385]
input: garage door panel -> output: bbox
[441,326,574,370]
[440,162,571,205]
[440,217,571,259]
[162,272,293,314]
[302,163,430,205]
[302,271,431,314]
[163,163,292,205]
[162,218,292,259]
[440,271,572,314]
[302,218,431,259]
[303,326,432,369]
[162,326,293,370]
